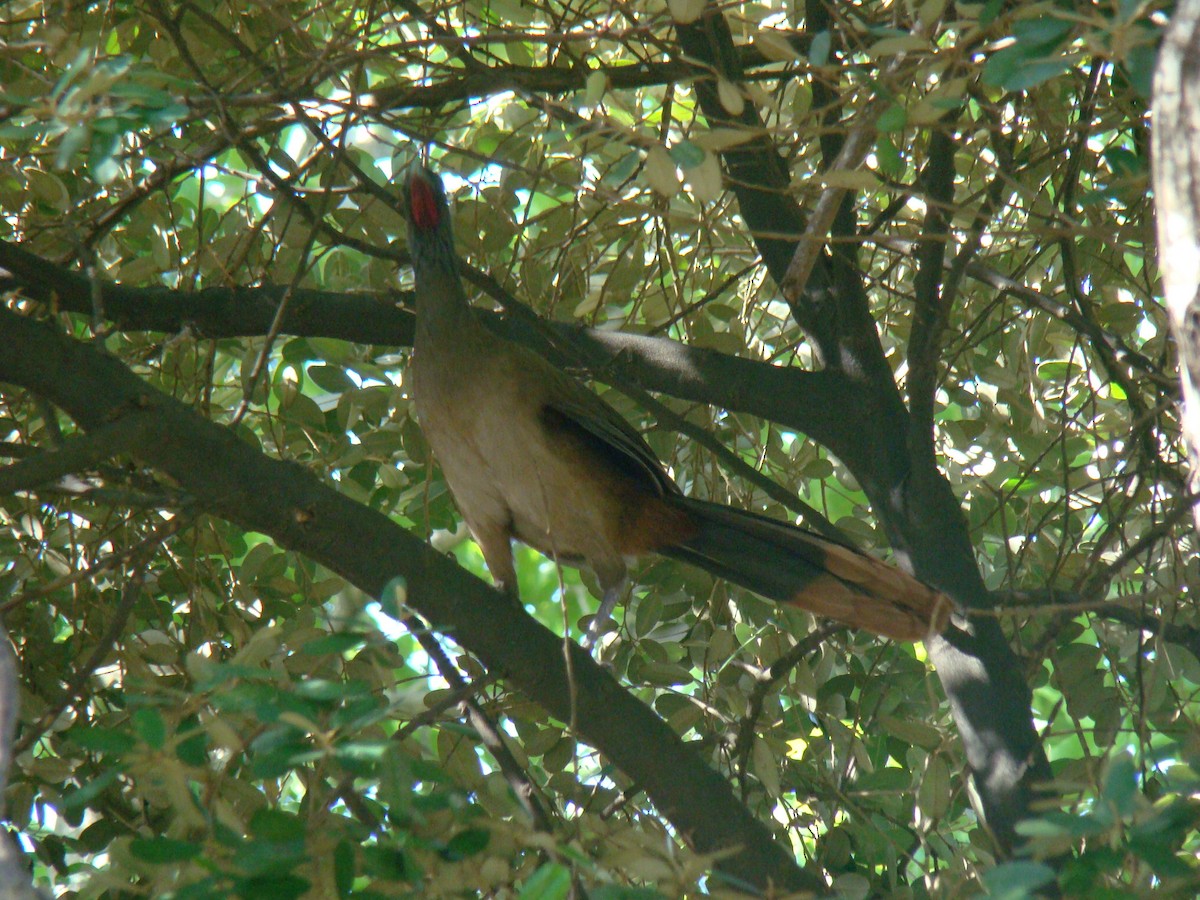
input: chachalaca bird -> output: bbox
[402,166,952,644]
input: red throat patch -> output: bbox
[409,177,440,229]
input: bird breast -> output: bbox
[411,345,629,577]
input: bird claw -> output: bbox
[580,618,607,653]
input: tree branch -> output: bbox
[0,415,154,494]
[671,1,1052,855]
[0,306,821,894]
[906,128,958,460]
[0,238,855,453]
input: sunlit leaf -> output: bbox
[644,145,680,197]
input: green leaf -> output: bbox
[1002,58,1073,93]
[755,29,799,63]
[334,839,355,897]
[250,808,305,842]
[307,364,355,393]
[79,818,124,853]
[584,69,607,106]
[877,714,941,750]
[293,678,372,701]
[519,863,571,900]
[442,827,490,860]
[1101,752,1138,819]
[1103,147,1143,178]
[809,30,831,66]
[607,150,641,183]
[687,151,723,203]
[980,0,1005,25]
[980,860,1056,899]
[233,874,311,900]
[176,728,210,766]
[875,136,905,179]
[68,727,136,755]
[54,123,89,170]
[62,767,124,814]
[87,127,121,184]
[334,740,389,764]
[1017,809,1109,839]
[875,104,907,133]
[633,592,662,637]
[981,47,1022,89]
[917,756,951,818]
[667,0,705,24]
[132,707,166,749]
[130,837,201,863]
[1011,18,1072,52]
[361,845,414,881]
[668,139,706,170]
[638,662,692,686]
[752,737,781,798]
[716,79,745,115]
[1128,835,1194,878]
[644,145,679,197]
[144,102,189,125]
[249,738,312,779]
[1122,43,1157,98]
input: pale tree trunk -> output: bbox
[0,625,44,899]
[1154,0,1200,531]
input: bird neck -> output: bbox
[410,228,481,345]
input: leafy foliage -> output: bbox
[0,0,1197,896]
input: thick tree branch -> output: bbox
[0,238,854,452]
[371,54,800,113]
[0,238,412,343]
[0,306,821,894]
[905,128,959,471]
[671,0,1052,855]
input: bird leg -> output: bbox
[582,576,628,652]
[473,525,521,598]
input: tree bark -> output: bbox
[1154,0,1200,532]
[674,3,1051,853]
[0,306,822,895]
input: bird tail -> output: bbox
[661,497,953,641]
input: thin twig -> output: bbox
[10,520,176,763]
[1,516,185,614]
[404,616,558,833]
[334,671,502,831]
[0,416,156,495]
[733,624,840,797]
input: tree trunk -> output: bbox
[1154,0,1200,531]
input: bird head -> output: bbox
[401,165,457,276]
[403,165,450,233]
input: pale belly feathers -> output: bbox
[412,347,626,577]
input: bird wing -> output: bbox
[536,367,680,499]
